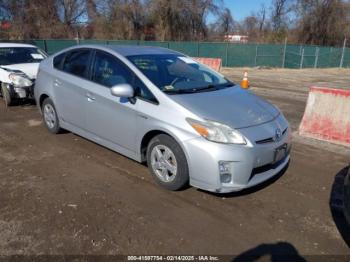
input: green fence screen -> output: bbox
[20,39,350,69]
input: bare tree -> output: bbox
[269,0,293,42]
[257,4,267,35]
[217,8,235,35]
[241,15,259,40]
[86,0,99,21]
[295,0,349,45]
[243,3,268,42]
[0,0,348,46]
[122,0,146,39]
[56,0,86,38]
[149,0,220,41]
[271,0,287,31]
[0,0,66,39]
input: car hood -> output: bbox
[1,63,40,79]
[169,86,279,129]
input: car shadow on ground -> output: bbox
[329,164,350,248]
[232,242,306,262]
[20,99,36,106]
[199,161,290,198]
[1,98,36,107]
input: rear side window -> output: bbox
[92,51,133,87]
[53,53,65,70]
[62,50,91,78]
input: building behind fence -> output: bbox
[24,39,350,69]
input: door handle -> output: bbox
[86,93,96,102]
[138,114,148,120]
[54,79,62,86]
[87,97,95,102]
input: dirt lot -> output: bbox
[0,68,349,257]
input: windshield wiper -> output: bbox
[163,88,196,94]
[163,83,233,95]
[194,84,220,93]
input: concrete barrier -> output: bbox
[193,57,222,72]
[299,86,350,146]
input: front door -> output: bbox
[84,50,137,153]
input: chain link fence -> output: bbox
[21,39,350,69]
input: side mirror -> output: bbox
[110,84,134,98]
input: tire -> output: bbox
[344,167,350,225]
[42,97,62,134]
[1,84,12,106]
[146,134,189,191]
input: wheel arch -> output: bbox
[39,93,50,109]
[140,130,169,163]
[140,128,190,164]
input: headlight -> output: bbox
[186,118,247,145]
[8,73,33,87]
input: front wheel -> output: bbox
[146,134,189,191]
[42,97,62,134]
[1,84,12,106]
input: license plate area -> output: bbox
[274,144,287,163]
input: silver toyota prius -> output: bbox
[35,45,291,193]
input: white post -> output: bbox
[282,37,287,68]
[225,42,229,67]
[314,47,319,68]
[75,31,80,45]
[340,38,347,68]
[300,48,304,69]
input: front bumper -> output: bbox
[9,83,35,99]
[183,116,292,193]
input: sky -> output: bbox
[208,0,272,22]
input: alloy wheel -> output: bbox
[150,145,178,183]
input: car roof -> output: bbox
[68,44,182,57]
[107,45,181,56]
[0,43,37,48]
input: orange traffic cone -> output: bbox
[241,71,250,89]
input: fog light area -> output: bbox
[219,161,233,184]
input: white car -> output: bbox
[0,43,47,106]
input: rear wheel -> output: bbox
[146,134,189,191]
[1,84,12,106]
[42,97,62,134]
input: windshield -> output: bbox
[127,54,233,94]
[0,47,47,65]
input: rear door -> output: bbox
[53,49,92,130]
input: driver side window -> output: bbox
[92,51,133,88]
[92,50,158,104]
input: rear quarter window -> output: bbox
[53,53,65,70]
[62,50,91,79]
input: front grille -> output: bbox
[256,137,274,144]
[249,154,289,181]
[255,127,288,144]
